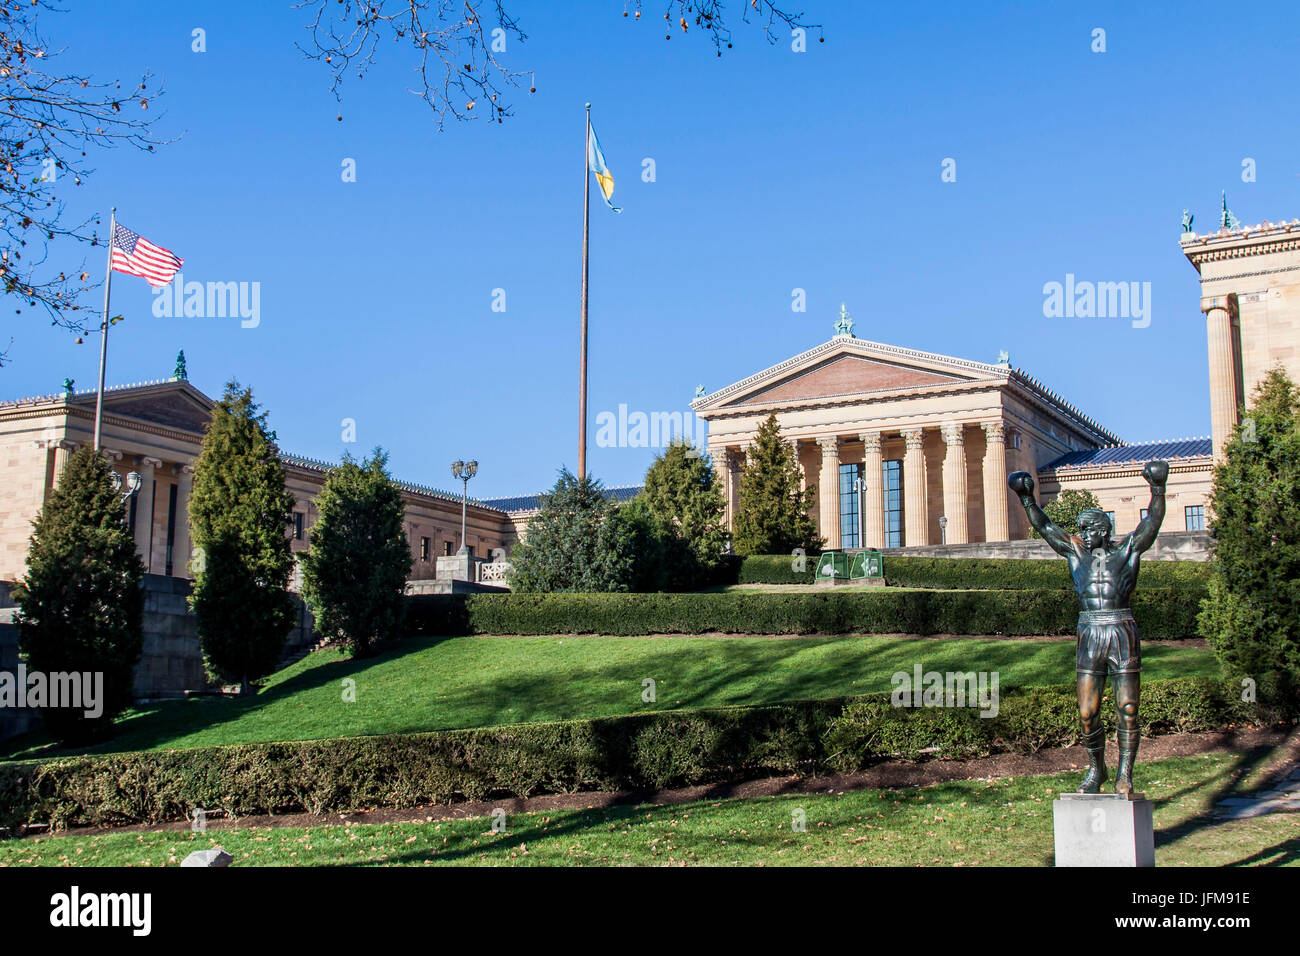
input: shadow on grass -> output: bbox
[1152,732,1297,859]
[1,633,1212,763]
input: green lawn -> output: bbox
[1,751,1293,866]
[3,633,1217,761]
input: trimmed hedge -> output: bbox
[406,588,1204,640]
[734,554,816,585]
[881,556,1211,593]
[0,676,1274,829]
[730,553,1210,594]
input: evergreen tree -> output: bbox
[731,414,821,555]
[508,469,637,592]
[12,447,144,743]
[640,439,729,587]
[1198,367,1300,704]
[188,381,297,694]
[299,449,410,656]
[1030,487,1103,538]
[605,495,680,591]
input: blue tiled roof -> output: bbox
[280,454,643,515]
[1040,438,1211,471]
[479,484,644,514]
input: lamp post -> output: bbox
[111,470,143,507]
[450,459,478,555]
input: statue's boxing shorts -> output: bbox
[1076,608,1141,676]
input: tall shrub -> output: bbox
[731,413,820,555]
[1198,367,1300,704]
[12,447,144,743]
[640,439,729,588]
[508,469,637,592]
[299,450,410,656]
[188,381,296,693]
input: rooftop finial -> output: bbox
[173,349,188,381]
[834,302,854,338]
[1221,191,1241,231]
[996,349,1010,366]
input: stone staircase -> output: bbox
[276,634,332,671]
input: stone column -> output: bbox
[725,447,744,531]
[173,464,195,577]
[135,456,161,573]
[49,439,78,484]
[902,428,928,547]
[1202,295,1241,461]
[860,431,885,549]
[817,437,841,550]
[941,423,970,545]
[981,422,1010,542]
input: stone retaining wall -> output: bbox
[0,575,318,741]
[878,530,1211,562]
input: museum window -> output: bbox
[1185,505,1205,531]
[165,484,178,577]
[1140,508,1149,522]
[882,459,903,548]
[420,536,430,561]
[838,463,861,548]
[292,512,305,541]
[1105,511,1116,532]
[444,540,454,557]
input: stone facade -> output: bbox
[693,335,1124,547]
[1181,218,1300,459]
[0,380,523,586]
[4,216,1298,576]
[693,214,1300,548]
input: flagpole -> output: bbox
[93,207,116,452]
[578,103,591,480]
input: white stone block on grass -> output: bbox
[1054,793,1154,867]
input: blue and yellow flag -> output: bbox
[587,121,621,213]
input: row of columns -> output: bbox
[41,439,194,575]
[721,421,1012,550]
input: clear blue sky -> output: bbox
[6,0,1298,498]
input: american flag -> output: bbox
[110,222,183,287]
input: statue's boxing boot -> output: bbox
[1115,728,1139,795]
[1077,727,1108,793]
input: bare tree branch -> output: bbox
[295,0,821,128]
[0,0,172,363]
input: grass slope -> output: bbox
[1,751,1293,867]
[4,634,1217,761]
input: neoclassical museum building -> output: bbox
[1,215,1298,585]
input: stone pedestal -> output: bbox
[1053,793,1154,867]
[436,553,478,582]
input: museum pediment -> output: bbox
[71,383,215,433]
[728,353,963,406]
[696,338,1003,412]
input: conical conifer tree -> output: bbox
[731,413,821,555]
[1198,366,1300,703]
[188,381,296,693]
[299,449,410,657]
[13,447,144,743]
[641,439,728,586]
